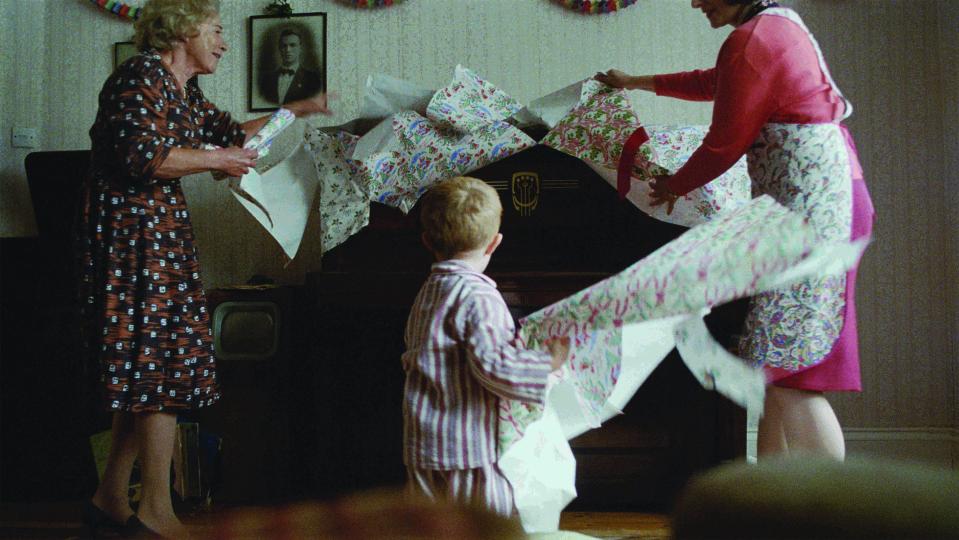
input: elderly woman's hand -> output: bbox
[286,92,335,118]
[213,147,259,178]
[649,174,679,215]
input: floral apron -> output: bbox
[737,8,858,374]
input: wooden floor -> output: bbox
[0,501,669,539]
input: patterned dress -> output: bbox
[78,50,245,412]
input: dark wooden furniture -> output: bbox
[305,137,747,510]
[1,151,101,502]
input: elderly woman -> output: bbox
[78,0,330,536]
[597,0,874,460]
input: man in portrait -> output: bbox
[258,28,323,105]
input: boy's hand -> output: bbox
[546,336,571,371]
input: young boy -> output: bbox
[402,176,569,517]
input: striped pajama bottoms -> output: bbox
[406,462,515,517]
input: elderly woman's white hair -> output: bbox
[133,0,220,52]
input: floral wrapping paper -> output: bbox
[306,66,536,251]
[358,110,535,213]
[304,128,370,254]
[498,195,821,451]
[497,195,867,532]
[541,81,751,227]
[426,65,525,132]
[540,79,658,176]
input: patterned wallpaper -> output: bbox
[938,2,959,432]
[0,0,956,430]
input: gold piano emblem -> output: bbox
[511,172,539,217]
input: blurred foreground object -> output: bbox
[213,488,525,539]
[672,456,959,539]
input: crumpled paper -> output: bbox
[354,65,535,213]
[498,195,869,532]
[306,65,536,252]
[304,129,370,254]
[541,80,751,227]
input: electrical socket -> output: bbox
[12,127,38,148]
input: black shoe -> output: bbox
[81,500,127,538]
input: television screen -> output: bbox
[212,301,280,361]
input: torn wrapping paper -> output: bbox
[304,128,370,254]
[221,108,322,260]
[498,196,869,532]
[305,66,536,253]
[358,73,434,119]
[541,80,750,227]
[510,80,584,130]
[354,66,536,212]
[229,137,321,261]
[356,109,535,212]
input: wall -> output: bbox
[4,0,726,282]
[938,0,959,466]
[1,0,956,460]
[0,0,44,237]
[789,0,956,463]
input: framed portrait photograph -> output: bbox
[114,41,138,69]
[249,12,327,112]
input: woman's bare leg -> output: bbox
[134,412,187,538]
[768,386,845,460]
[91,412,137,523]
[757,387,788,458]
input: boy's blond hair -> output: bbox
[420,176,502,259]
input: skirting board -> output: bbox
[745,428,959,469]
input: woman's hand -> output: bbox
[594,68,631,88]
[213,147,258,178]
[546,336,571,371]
[649,174,679,215]
[594,70,656,92]
[286,92,335,118]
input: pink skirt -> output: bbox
[766,128,874,392]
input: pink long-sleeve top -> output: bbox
[402,260,553,470]
[655,13,848,196]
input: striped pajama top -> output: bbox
[402,260,553,470]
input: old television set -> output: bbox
[212,301,281,361]
[200,291,297,503]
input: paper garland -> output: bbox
[338,0,403,8]
[554,0,639,14]
[88,0,141,21]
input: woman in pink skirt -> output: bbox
[597,0,875,460]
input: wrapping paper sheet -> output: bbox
[498,196,869,532]
[541,80,751,227]
[354,66,536,213]
[230,139,321,261]
[510,80,584,130]
[358,73,434,119]
[240,75,751,258]
[306,66,536,253]
[304,129,370,254]
[221,108,323,260]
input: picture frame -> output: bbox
[248,12,327,112]
[114,41,138,69]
